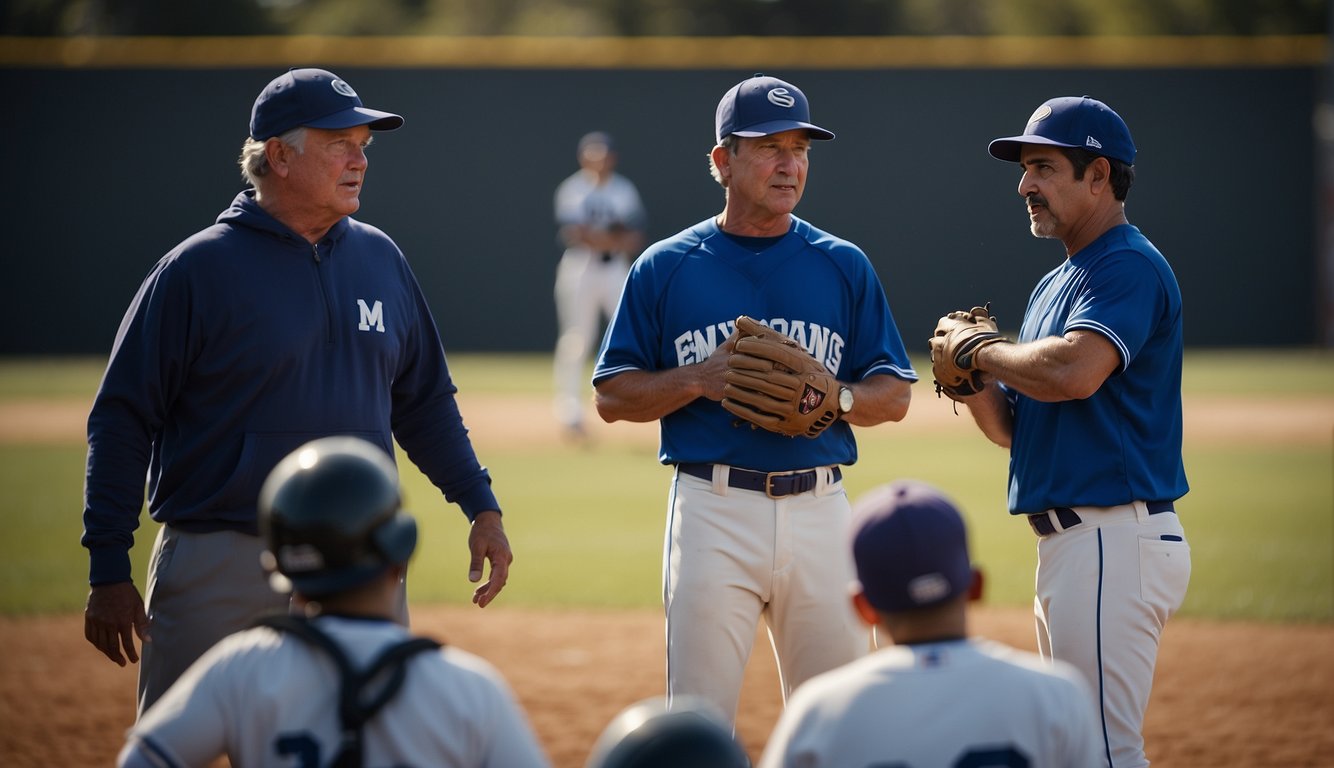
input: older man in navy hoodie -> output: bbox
[81,68,513,716]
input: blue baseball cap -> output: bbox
[988,96,1135,165]
[250,68,404,141]
[715,74,835,144]
[850,480,973,613]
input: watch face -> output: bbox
[839,387,854,412]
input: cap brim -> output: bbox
[988,134,1081,161]
[305,106,404,132]
[731,120,835,141]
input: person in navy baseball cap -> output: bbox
[715,73,834,143]
[759,479,1105,766]
[988,95,1135,166]
[82,60,514,721]
[850,479,980,617]
[591,67,916,729]
[931,90,1187,767]
[250,67,403,141]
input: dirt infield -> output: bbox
[3,393,1331,766]
[2,604,1332,767]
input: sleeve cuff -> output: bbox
[454,482,502,523]
[89,547,134,586]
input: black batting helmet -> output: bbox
[258,436,417,598]
[585,696,750,768]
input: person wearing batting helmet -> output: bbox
[585,696,750,768]
[118,436,549,768]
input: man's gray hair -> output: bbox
[239,126,307,186]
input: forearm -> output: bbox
[842,374,911,427]
[959,382,1014,448]
[974,331,1116,402]
[594,366,713,423]
[394,390,502,519]
[84,406,155,584]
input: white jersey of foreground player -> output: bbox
[759,637,1102,768]
[119,615,549,768]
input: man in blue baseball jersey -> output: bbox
[931,96,1191,767]
[593,74,917,724]
[82,68,513,718]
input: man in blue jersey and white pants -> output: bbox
[593,74,917,724]
[930,96,1191,767]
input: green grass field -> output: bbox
[1,350,1330,623]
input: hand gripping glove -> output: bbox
[721,316,842,438]
[928,304,1010,399]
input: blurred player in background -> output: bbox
[553,131,646,439]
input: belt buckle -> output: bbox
[764,469,797,499]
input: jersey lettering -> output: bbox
[357,299,385,332]
[674,321,735,366]
[675,318,844,373]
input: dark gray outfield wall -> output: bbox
[1,65,1318,354]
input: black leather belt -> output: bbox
[1028,501,1174,536]
[678,463,841,499]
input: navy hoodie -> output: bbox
[83,190,499,585]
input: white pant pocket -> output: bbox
[1139,535,1192,622]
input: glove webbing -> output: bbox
[255,614,443,768]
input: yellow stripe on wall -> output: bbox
[0,34,1327,70]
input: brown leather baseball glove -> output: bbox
[721,316,841,438]
[928,304,1010,399]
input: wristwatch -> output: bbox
[838,386,854,415]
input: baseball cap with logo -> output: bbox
[249,68,404,141]
[850,479,974,613]
[715,74,835,144]
[988,96,1135,166]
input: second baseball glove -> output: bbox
[722,316,841,439]
[929,304,1010,399]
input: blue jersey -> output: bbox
[593,216,916,472]
[1006,224,1188,514]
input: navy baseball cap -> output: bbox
[250,68,404,141]
[715,74,835,144]
[850,479,973,613]
[988,96,1135,166]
